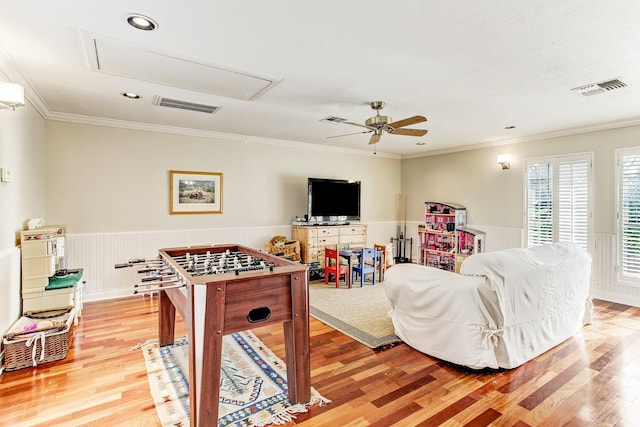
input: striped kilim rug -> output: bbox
[140,330,329,427]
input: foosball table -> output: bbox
[143,244,310,426]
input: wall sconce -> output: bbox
[497,154,511,170]
[0,82,25,110]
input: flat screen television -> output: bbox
[307,178,361,224]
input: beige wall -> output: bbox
[0,89,45,335]
[0,95,46,249]
[402,124,640,234]
[44,122,402,233]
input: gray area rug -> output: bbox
[309,280,402,349]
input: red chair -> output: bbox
[324,247,349,288]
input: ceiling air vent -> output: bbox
[320,116,347,124]
[571,78,627,97]
[154,96,220,114]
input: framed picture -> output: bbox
[170,170,223,214]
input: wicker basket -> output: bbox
[265,240,301,262]
[3,308,75,371]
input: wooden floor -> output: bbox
[1,297,639,427]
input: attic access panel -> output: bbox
[85,33,280,100]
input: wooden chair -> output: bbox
[324,247,349,288]
[351,247,377,287]
[374,243,387,281]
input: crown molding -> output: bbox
[402,117,640,159]
[47,111,401,159]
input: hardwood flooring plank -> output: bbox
[415,395,478,427]
[518,359,589,410]
[371,373,436,408]
[2,298,639,426]
[462,407,502,427]
[366,402,423,427]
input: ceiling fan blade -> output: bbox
[387,115,427,129]
[342,121,377,130]
[326,130,372,139]
[390,128,428,137]
[369,133,381,145]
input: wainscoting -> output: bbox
[0,247,21,335]
[67,222,399,302]
[592,233,640,307]
[65,223,640,307]
[67,225,293,301]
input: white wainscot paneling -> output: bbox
[0,247,21,335]
[67,225,293,302]
[72,224,640,307]
[591,233,640,307]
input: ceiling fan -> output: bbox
[328,101,428,145]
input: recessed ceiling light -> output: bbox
[122,92,141,99]
[127,14,158,31]
[504,125,516,130]
[416,142,426,146]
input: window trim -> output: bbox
[524,152,594,255]
[616,147,640,286]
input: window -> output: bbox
[526,163,553,246]
[525,153,593,253]
[617,148,640,283]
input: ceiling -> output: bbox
[1,1,639,158]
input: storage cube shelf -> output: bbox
[20,226,65,295]
[20,225,83,315]
[22,286,75,313]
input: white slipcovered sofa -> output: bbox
[385,242,592,369]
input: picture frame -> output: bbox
[169,170,223,214]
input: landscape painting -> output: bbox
[170,170,223,214]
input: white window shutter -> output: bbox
[620,153,640,279]
[558,159,589,251]
[526,163,554,247]
[526,153,592,252]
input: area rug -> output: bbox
[309,280,402,349]
[140,330,329,427]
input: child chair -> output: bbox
[374,243,387,281]
[351,247,377,287]
[324,247,349,288]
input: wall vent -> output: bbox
[571,78,627,96]
[154,96,221,114]
[320,116,348,124]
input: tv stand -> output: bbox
[293,224,367,265]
